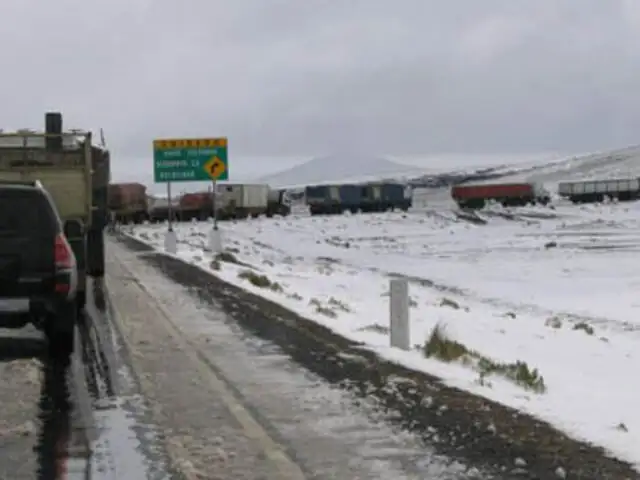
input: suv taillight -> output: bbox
[54,234,74,294]
[55,234,73,269]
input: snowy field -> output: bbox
[126,199,640,471]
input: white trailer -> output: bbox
[558,178,640,203]
[215,183,269,219]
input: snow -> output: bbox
[127,199,640,472]
[110,147,640,473]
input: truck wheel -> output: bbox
[87,229,105,278]
[45,301,77,364]
[76,291,86,313]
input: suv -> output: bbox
[0,180,79,361]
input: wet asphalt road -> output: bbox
[0,278,176,480]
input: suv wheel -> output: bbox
[45,301,77,363]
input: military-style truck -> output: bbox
[0,112,110,309]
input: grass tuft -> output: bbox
[237,270,282,292]
[423,324,546,394]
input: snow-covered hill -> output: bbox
[258,153,422,187]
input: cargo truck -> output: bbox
[305,184,361,215]
[305,182,411,215]
[179,191,212,221]
[451,182,550,209]
[557,178,640,204]
[360,182,412,212]
[266,188,291,217]
[210,183,270,220]
[87,142,110,277]
[107,182,149,224]
[0,112,109,308]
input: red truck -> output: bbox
[107,182,149,223]
[179,191,212,221]
[451,182,550,209]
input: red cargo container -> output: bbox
[451,182,548,209]
[108,182,147,211]
[451,183,534,200]
[179,191,211,210]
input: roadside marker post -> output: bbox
[152,137,229,256]
[389,278,410,350]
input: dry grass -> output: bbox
[423,324,546,394]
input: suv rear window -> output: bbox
[0,188,59,234]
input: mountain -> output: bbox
[259,153,422,187]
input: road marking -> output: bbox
[108,250,307,480]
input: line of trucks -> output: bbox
[110,180,414,223]
[111,176,640,224]
[450,177,640,209]
[109,183,292,224]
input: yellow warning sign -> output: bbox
[153,137,227,150]
[203,156,226,180]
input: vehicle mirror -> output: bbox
[63,219,84,238]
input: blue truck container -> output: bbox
[305,184,360,215]
[306,182,412,215]
[359,182,412,212]
[381,182,412,211]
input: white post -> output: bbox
[389,278,410,350]
[164,181,177,254]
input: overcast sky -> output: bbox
[1,0,640,181]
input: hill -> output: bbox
[259,153,421,187]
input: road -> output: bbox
[0,276,176,479]
[0,233,637,479]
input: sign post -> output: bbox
[211,180,218,231]
[164,181,177,253]
[153,137,228,255]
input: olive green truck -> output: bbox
[0,112,110,309]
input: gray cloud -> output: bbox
[1,0,639,169]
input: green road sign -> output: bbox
[153,137,228,183]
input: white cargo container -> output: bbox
[558,178,640,200]
[215,183,269,218]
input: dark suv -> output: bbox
[0,180,79,360]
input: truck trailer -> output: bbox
[215,183,270,219]
[451,182,550,209]
[305,182,412,215]
[557,178,640,204]
[108,182,149,224]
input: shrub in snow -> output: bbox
[237,270,282,292]
[424,324,547,394]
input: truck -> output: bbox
[305,182,411,215]
[107,182,148,224]
[87,142,110,277]
[148,196,179,223]
[266,188,291,217]
[557,178,640,204]
[179,191,212,221]
[451,182,550,209]
[360,182,412,212]
[215,183,270,220]
[305,184,361,215]
[0,112,110,308]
